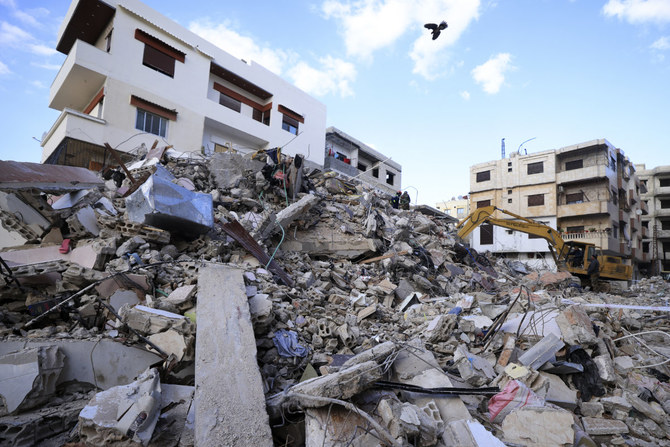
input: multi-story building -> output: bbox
[42,0,327,168]
[467,139,644,274]
[638,164,670,275]
[435,196,469,220]
[324,127,401,193]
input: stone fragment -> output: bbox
[443,419,505,447]
[502,406,574,447]
[163,285,196,308]
[518,332,564,370]
[147,329,190,362]
[0,346,64,415]
[580,401,604,418]
[581,417,629,435]
[454,346,496,387]
[556,304,597,345]
[79,368,162,446]
[593,354,617,383]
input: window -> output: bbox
[476,170,490,182]
[566,192,584,204]
[567,226,584,233]
[508,198,512,203]
[610,156,616,170]
[662,220,670,230]
[612,225,618,238]
[282,115,299,135]
[480,223,493,245]
[565,159,583,171]
[660,178,670,187]
[507,189,512,195]
[528,194,544,206]
[219,93,241,112]
[663,242,670,254]
[105,29,113,52]
[457,208,465,216]
[507,162,512,173]
[477,199,491,209]
[357,162,366,171]
[252,108,270,126]
[386,171,395,186]
[130,96,176,138]
[643,242,650,253]
[372,168,379,178]
[136,109,168,137]
[279,104,304,135]
[135,29,185,78]
[642,221,649,229]
[661,199,670,209]
[527,161,544,175]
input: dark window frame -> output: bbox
[566,192,584,204]
[135,108,168,137]
[477,199,491,209]
[219,92,241,112]
[476,170,491,182]
[528,194,544,207]
[386,171,395,186]
[480,223,493,245]
[565,159,583,171]
[527,161,544,175]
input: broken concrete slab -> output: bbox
[518,332,565,370]
[443,419,506,447]
[0,346,64,415]
[582,416,630,435]
[502,406,574,447]
[195,265,273,446]
[0,339,162,390]
[79,368,162,446]
[257,193,320,240]
[555,304,597,345]
[280,225,378,259]
[0,160,103,192]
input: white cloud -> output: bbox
[0,59,10,75]
[460,90,470,100]
[287,56,356,97]
[0,0,17,8]
[188,20,291,75]
[28,43,57,56]
[31,61,61,70]
[322,0,481,79]
[0,21,33,45]
[471,53,513,94]
[651,35,670,49]
[30,80,46,89]
[603,0,670,24]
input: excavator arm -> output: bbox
[456,206,570,264]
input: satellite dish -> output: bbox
[457,195,463,200]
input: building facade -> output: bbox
[42,0,327,168]
[324,127,402,194]
[435,197,470,220]
[638,164,670,275]
[468,139,645,274]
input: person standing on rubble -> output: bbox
[586,254,600,291]
[391,191,401,209]
[400,191,411,210]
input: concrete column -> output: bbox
[195,265,273,446]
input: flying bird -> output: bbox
[424,20,448,40]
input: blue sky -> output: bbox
[1,0,669,207]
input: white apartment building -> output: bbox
[42,0,327,168]
[324,127,402,194]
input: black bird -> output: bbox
[424,20,448,40]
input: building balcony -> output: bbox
[656,208,670,217]
[656,229,670,239]
[41,108,106,162]
[557,165,608,185]
[557,200,615,218]
[561,230,619,252]
[50,39,110,111]
[656,185,670,196]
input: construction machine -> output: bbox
[456,206,632,282]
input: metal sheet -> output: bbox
[125,165,213,235]
[0,160,103,192]
[221,220,293,287]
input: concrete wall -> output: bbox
[43,0,326,165]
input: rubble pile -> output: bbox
[0,151,669,446]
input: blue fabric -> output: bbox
[273,329,308,357]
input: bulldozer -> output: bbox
[456,206,632,283]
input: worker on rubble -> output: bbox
[391,191,401,209]
[400,191,411,210]
[586,254,600,291]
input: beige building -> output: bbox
[435,197,469,220]
[638,164,670,275]
[468,139,645,274]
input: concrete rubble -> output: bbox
[0,151,669,446]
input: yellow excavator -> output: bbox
[456,206,632,282]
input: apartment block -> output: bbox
[435,196,470,220]
[469,149,558,269]
[467,139,644,274]
[324,127,402,193]
[42,0,326,168]
[638,164,670,274]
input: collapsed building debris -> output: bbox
[1,151,670,446]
